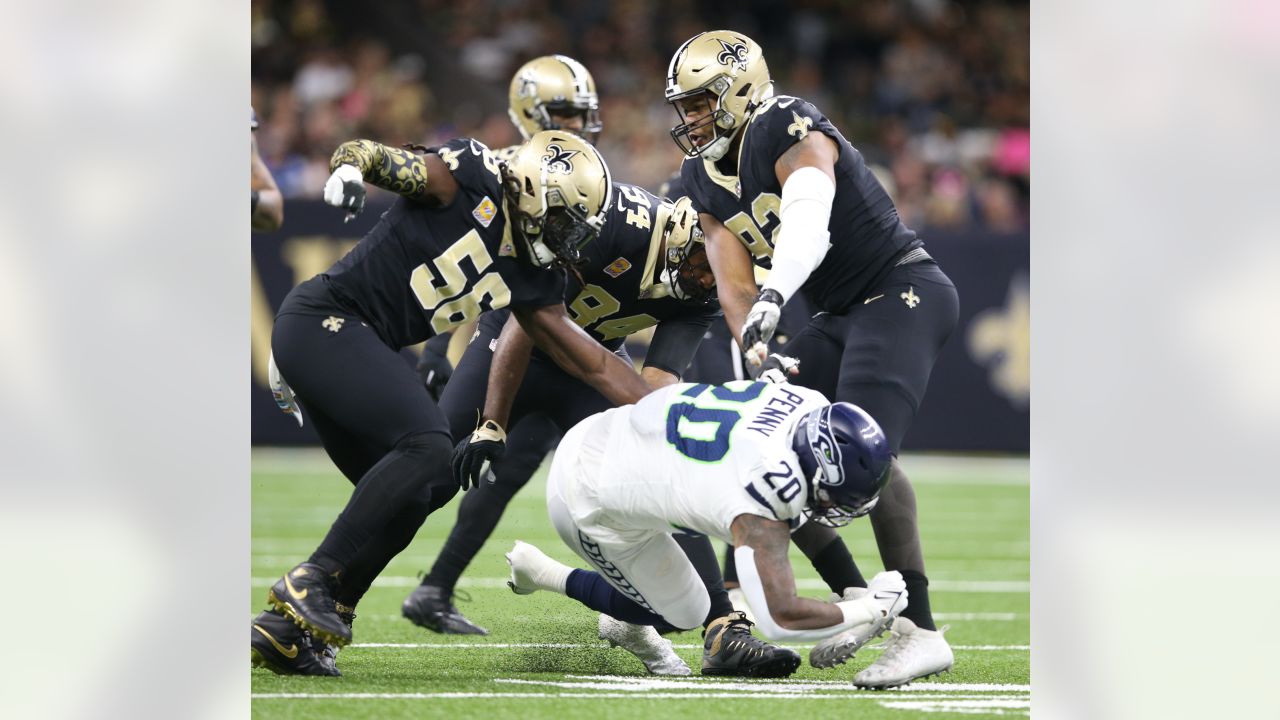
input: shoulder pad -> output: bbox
[434,137,504,191]
[746,96,826,164]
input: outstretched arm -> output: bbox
[481,313,536,430]
[326,139,459,209]
[731,513,891,641]
[512,303,652,406]
[703,212,757,349]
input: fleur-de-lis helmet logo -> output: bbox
[542,143,579,174]
[516,72,538,99]
[716,39,749,71]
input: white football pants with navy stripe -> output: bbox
[546,415,710,631]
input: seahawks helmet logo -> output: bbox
[542,143,579,174]
[809,410,845,487]
[716,39,749,71]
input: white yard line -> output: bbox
[251,448,1028,486]
[248,576,1030,593]
[346,642,1028,651]
[253,677,1030,701]
[254,686,1024,696]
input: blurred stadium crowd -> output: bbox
[251,0,1028,232]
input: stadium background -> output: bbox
[250,0,1029,452]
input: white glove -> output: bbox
[741,288,783,367]
[753,353,800,384]
[323,164,366,220]
[267,351,304,428]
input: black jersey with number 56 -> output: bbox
[322,138,565,349]
[680,96,923,314]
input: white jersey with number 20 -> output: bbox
[557,380,830,546]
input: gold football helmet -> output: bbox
[501,130,612,269]
[658,196,713,301]
[508,55,603,144]
[665,30,773,161]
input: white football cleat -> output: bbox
[809,571,908,669]
[853,616,954,689]
[598,614,691,676]
[504,541,570,595]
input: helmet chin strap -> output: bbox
[521,235,556,267]
[653,267,681,299]
[700,135,733,161]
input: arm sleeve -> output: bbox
[329,139,431,199]
[760,166,835,304]
[642,311,716,377]
[734,546,880,642]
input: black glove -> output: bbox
[451,419,507,490]
[748,352,800,384]
[416,345,453,402]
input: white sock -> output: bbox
[540,562,572,594]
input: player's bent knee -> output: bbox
[394,431,455,486]
[661,593,711,632]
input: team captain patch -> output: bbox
[603,257,632,278]
[473,196,498,227]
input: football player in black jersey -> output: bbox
[401,55,803,679]
[663,31,961,688]
[251,130,650,676]
[660,171,875,644]
[411,53,605,398]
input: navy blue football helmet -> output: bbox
[790,402,892,527]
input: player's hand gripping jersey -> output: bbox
[321,139,565,349]
[558,380,829,544]
[679,96,924,313]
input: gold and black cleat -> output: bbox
[701,611,802,678]
[311,603,356,669]
[266,563,352,648]
[250,609,341,676]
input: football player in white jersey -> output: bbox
[505,380,910,674]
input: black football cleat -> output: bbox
[251,609,341,676]
[267,563,352,647]
[701,611,802,678]
[402,584,489,635]
[311,603,356,670]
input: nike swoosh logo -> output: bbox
[284,573,308,601]
[874,591,901,600]
[254,625,299,659]
[779,98,795,108]
[864,294,884,304]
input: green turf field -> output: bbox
[251,449,1029,719]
